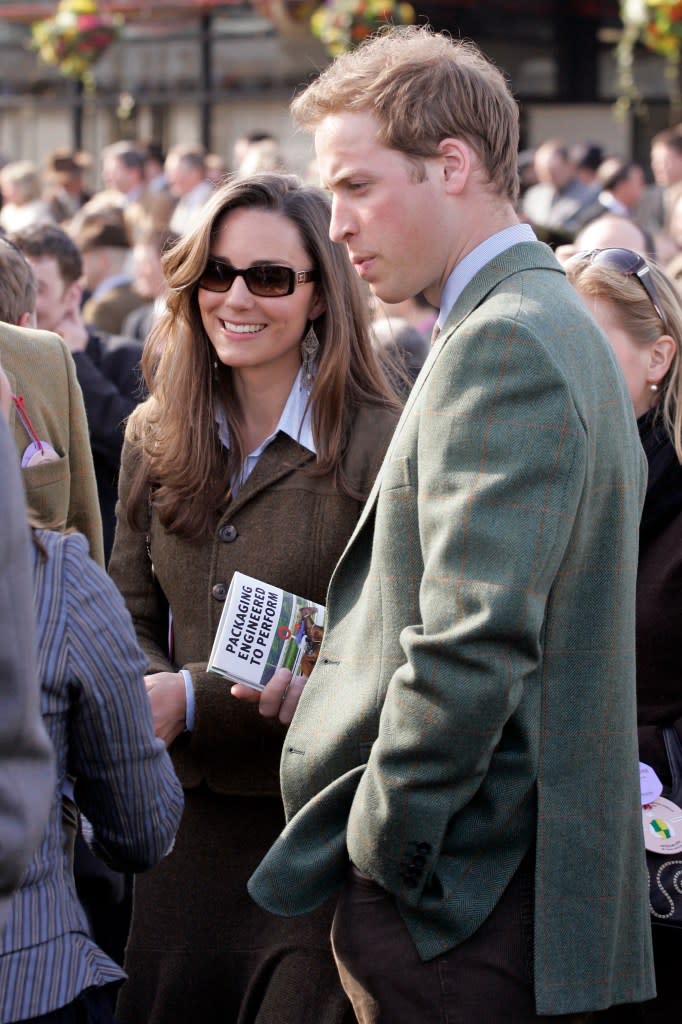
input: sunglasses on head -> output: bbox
[198,256,317,297]
[570,247,669,334]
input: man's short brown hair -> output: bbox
[291,26,520,201]
[0,235,36,324]
[12,223,83,286]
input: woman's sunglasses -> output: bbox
[198,256,317,297]
[569,247,669,334]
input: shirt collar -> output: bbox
[598,191,629,217]
[436,223,537,329]
[215,365,316,457]
[90,271,131,300]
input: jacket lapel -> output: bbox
[225,432,316,518]
[339,242,565,547]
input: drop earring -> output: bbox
[300,323,320,389]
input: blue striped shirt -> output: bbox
[436,223,538,331]
[0,530,184,1022]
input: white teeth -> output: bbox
[222,321,265,334]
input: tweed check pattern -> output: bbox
[249,242,655,1015]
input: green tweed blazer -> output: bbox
[249,243,656,1015]
[0,321,104,567]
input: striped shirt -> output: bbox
[0,530,184,1022]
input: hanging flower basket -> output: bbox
[643,0,682,58]
[310,0,416,58]
[617,0,682,116]
[31,0,122,88]
[251,0,319,40]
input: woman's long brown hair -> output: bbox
[125,173,400,539]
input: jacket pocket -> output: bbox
[23,453,70,529]
[381,454,412,492]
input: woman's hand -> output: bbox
[231,667,307,725]
[145,671,187,746]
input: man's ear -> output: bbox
[65,279,83,311]
[16,310,36,328]
[437,138,471,195]
[648,334,677,385]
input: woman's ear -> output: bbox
[308,290,326,321]
[648,334,677,385]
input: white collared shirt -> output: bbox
[436,223,538,331]
[214,365,316,496]
[597,191,630,217]
[89,271,132,302]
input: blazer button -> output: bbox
[212,583,227,601]
[218,524,238,543]
[416,842,432,854]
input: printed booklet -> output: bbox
[207,571,325,692]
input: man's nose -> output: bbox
[329,198,355,244]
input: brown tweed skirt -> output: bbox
[116,786,354,1024]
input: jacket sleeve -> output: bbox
[345,317,587,897]
[64,532,183,870]
[0,419,55,928]
[108,432,172,672]
[59,341,105,567]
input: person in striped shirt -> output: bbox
[0,356,184,1024]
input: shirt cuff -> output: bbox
[180,668,195,731]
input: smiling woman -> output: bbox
[107,172,401,1024]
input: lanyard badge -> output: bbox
[12,394,61,467]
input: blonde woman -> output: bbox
[567,248,682,1021]
[0,161,53,233]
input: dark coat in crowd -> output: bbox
[635,411,682,784]
[72,327,144,561]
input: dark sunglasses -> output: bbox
[198,257,317,297]
[569,248,669,334]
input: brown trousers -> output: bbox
[331,858,591,1024]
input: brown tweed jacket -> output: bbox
[108,401,400,797]
[0,321,104,567]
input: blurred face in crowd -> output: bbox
[534,148,572,190]
[102,154,138,195]
[1,180,21,205]
[668,193,682,248]
[24,254,79,334]
[132,241,167,300]
[651,141,682,188]
[165,155,200,198]
[618,165,646,210]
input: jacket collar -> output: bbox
[346,242,565,539]
[224,431,315,518]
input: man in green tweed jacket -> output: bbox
[248,27,655,1021]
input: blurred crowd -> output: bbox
[517,129,682,273]
[3,91,682,1022]
[0,132,435,555]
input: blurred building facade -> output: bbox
[0,0,677,179]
